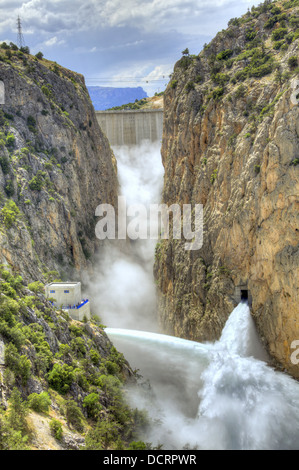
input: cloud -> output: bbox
[0,0,259,96]
[44,35,65,47]
[1,0,257,36]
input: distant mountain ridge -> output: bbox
[87,86,148,110]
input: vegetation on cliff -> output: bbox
[0,265,150,450]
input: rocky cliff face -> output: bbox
[0,50,118,283]
[0,49,141,450]
[154,0,299,377]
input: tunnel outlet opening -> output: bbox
[233,285,252,307]
[241,290,249,302]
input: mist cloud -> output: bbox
[88,141,164,332]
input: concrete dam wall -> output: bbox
[95,109,163,146]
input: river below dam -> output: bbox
[91,141,299,450]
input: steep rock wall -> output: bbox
[154,0,299,377]
[0,52,118,282]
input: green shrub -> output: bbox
[44,162,53,170]
[288,56,298,68]
[7,387,28,435]
[83,393,102,419]
[254,165,261,174]
[273,40,285,50]
[28,281,44,294]
[272,28,288,41]
[5,134,15,148]
[235,84,247,98]
[232,68,249,82]
[265,16,279,29]
[84,418,119,450]
[285,32,295,44]
[245,29,257,42]
[65,399,84,432]
[70,337,86,357]
[20,46,30,54]
[216,49,233,61]
[185,81,195,93]
[210,169,218,184]
[35,51,43,60]
[41,85,51,98]
[127,441,147,450]
[293,30,299,41]
[4,180,14,197]
[105,360,119,375]
[4,112,14,121]
[0,297,19,325]
[249,62,274,78]
[4,344,31,384]
[89,348,100,365]
[47,363,74,394]
[177,55,192,70]
[213,73,230,85]
[49,419,63,440]
[1,200,20,228]
[209,87,224,100]
[28,170,46,191]
[0,282,17,299]
[28,392,51,413]
[228,17,241,27]
[290,16,299,28]
[27,115,36,127]
[0,154,10,174]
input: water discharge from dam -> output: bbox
[91,137,299,450]
[106,302,299,450]
[92,140,163,331]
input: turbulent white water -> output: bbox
[106,302,299,450]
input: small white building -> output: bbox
[45,282,91,321]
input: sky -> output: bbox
[0,0,259,96]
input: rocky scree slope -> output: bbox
[154,0,299,377]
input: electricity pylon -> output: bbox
[17,16,25,49]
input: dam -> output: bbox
[95,109,163,146]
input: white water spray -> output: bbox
[90,141,164,331]
[106,302,299,450]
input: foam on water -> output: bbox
[105,302,299,450]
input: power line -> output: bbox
[86,76,169,83]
